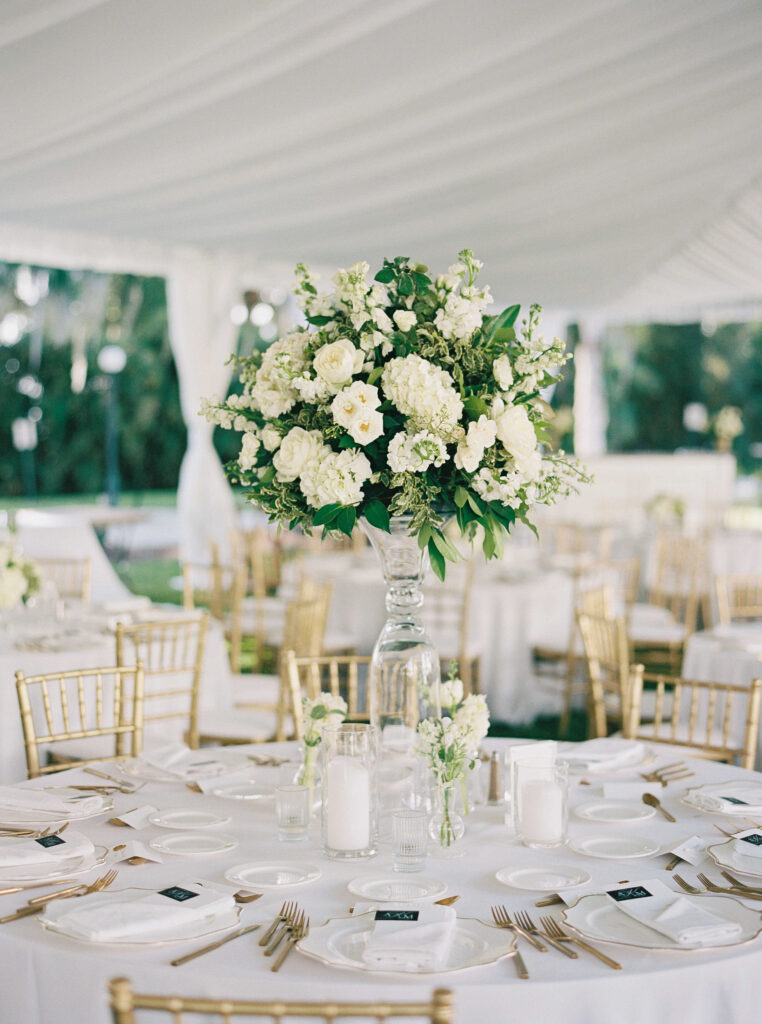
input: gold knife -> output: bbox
[170,923,261,966]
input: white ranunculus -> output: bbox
[347,410,384,446]
[393,310,417,333]
[261,425,282,451]
[493,354,513,391]
[313,339,361,386]
[493,403,537,462]
[273,427,323,482]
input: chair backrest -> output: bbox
[577,612,641,737]
[625,673,762,770]
[15,664,144,778]
[230,527,283,598]
[597,557,641,608]
[547,523,613,560]
[716,574,762,625]
[35,556,92,602]
[282,594,330,657]
[648,531,706,632]
[182,562,244,621]
[115,614,208,749]
[109,978,454,1024]
[422,562,474,685]
[284,651,372,738]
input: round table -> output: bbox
[2,741,762,1024]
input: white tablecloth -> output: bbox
[0,606,234,785]
[2,742,762,1023]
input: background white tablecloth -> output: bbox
[1,742,762,1024]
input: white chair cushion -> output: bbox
[629,622,686,645]
[629,603,677,630]
[197,708,283,742]
[232,672,281,707]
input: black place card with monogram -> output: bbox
[374,910,419,921]
[740,833,762,847]
[35,835,65,849]
[607,885,652,902]
[159,886,199,902]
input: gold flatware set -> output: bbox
[640,762,694,787]
[0,868,118,923]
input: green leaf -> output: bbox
[466,492,484,516]
[413,271,432,289]
[454,486,469,509]
[463,396,489,420]
[482,525,496,560]
[311,706,327,720]
[336,506,357,537]
[417,522,432,550]
[374,267,395,284]
[312,503,342,527]
[482,304,520,345]
[427,539,446,581]
[493,327,516,345]
[338,434,356,449]
[260,466,276,484]
[364,500,390,533]
[307,314,332,327]
[398,274,414,296]
[431,529,459,562]
[366,366,384,386]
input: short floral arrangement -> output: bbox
[203,250,585,578]
[416,669,490,846]
[298,692,347,800]
[0,543,40,609]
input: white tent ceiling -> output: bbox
[1,0,762,318]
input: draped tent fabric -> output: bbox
[1,0,762,552]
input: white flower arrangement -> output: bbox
[298,691,348,798]
[0,543,40,610]
[415,670,490,789]
[203,250,587,578]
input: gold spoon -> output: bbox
[642,792,676,822]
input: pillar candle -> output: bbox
[519,779,564,844]
[325,754,370,850]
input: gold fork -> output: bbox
[264,904,302,956]
[259,901,294,947]
[491,905,547,951]
[0,869,118,923]
[696,871,762,900]
[639,763,694,786]
[540,916,622,969]
[720,871,762,894]
[270,911,308,971]
[514,911,577,959]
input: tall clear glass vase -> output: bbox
[361,515,441,756]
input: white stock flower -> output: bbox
[453,694,490,748]
[237,432,260,472]
[454,415,497,473]
[439,677,464,709]
[493,354,513,391]
[313,338,363,387]
[387,430,449,473]
[273,427,323,482]
[371,308,394,334]
[300,448,372,508]
[347,410,384,446]
[292,374,332,404]
[393,310,417,333]
[261,425,282,451]
[493,401,537,463]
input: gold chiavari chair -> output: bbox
[182,561,246,672]
[577,611,644,738]
[116,614,208,750]
[109,978,454,1024]
[35,556,92,602]
[15,664,144,778]
[423,561,481,696]
[716,574,762,625]
[545,522,614,562]
[533,578,616,737]
[284,651,372,738]
[624,673,762,771]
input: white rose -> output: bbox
[273,427,323,482]
[493,354,513,391]
[261,425,282,451]
[313,339,361,386]
[493,403,537,462]
[347,410,384,446]
[393,310,417,333]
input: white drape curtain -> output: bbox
[166,254,239,563]
[573,321,608,458]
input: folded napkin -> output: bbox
[689,782,762,815]
[0,786,103,819]
[562,739,644,773]
[732,829,762,862]
[606,878,742,946]
[42,880,234,942]
[0,830,94,869]
[360,905,456,971]
[138,744,230,780]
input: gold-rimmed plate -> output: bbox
[707,839,762,879]
[0,790,114,828]
[0,845,108,885]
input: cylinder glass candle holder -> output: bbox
[321,723,378,859]
[513,761,568,849]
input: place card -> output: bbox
[110,805,158,829]
[111,840,163,864]
[159,885,199,902]
[668,835,706,866]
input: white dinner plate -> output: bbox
[40,892,241,946]
[707,839,762,879]
[563,892,762,951]
[149,832,238,857]
[573,800,656,824]
[120,750,250,782]
[561,741,653,776]
[0,791,114,828]
[210,781,275,801]
[224,862,321,890]
[0,846,108,885]
[682,781,762,817]
[495,864,592,892]
[568,835,662,860]
[347,875,447,902]
[148,809,231,830]
[297,914,516,974]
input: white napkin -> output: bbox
[0,830,93,869]
[562,739,644,773]
[42,880,234,942]
[605,878,742,946]
[360,905,456,971]
[689,782,762,815]
[732,829,762,862]
[138,744,230,780]
[0,786,103,819]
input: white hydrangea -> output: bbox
[248,330,310,417]
[387,430,449,473]
[273,427,324,483]
[0,565,27,609]
[453,694,490,750]
[300,447,372,508]
[381,354,464,439]
[454,415,497,473]
[237,432,261,472]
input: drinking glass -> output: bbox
[275,784,310,842]
[392,809,428,872]
[513,761,568,849]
